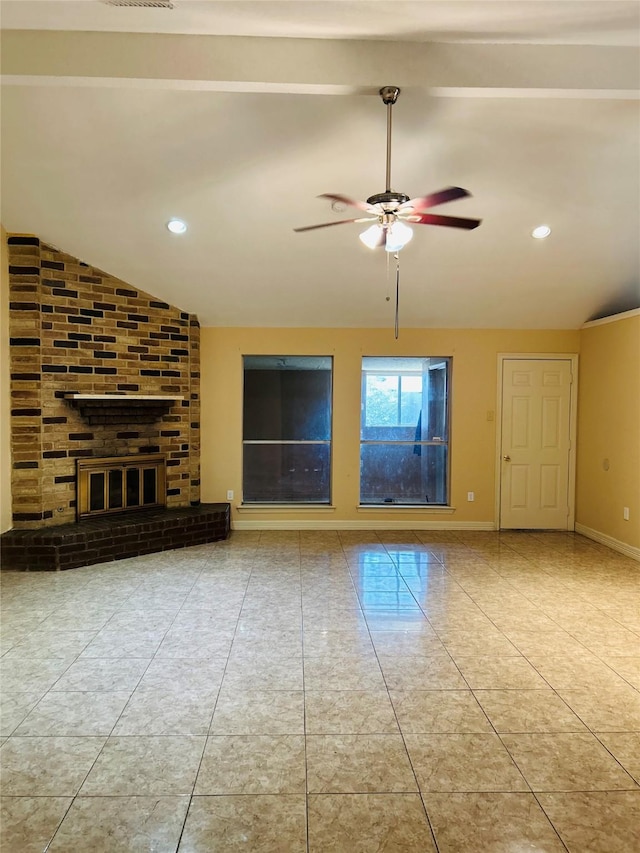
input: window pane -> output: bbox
[361,357,450,504]
[365,375,399,427]
[244,357,331,441]
[360,443,448,505]
[243,443,330,502]
[400,375,422,426]
[243,356,332,504]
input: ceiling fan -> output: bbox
[294,86,482,252]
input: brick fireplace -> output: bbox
[2,235,229,569]
[7,235,200,528]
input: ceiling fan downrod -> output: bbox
[366,86,409,210]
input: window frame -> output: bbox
[359,356,452,506]
[241,355,333,505]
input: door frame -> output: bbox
[495,353,579,531]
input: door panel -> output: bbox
[500,358,573,529]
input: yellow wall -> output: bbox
[576,311,640,550]
[0,227,12,532]
[200,327,579,528]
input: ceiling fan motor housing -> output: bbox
[366,191,410,211]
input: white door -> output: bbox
[500,358,574,529]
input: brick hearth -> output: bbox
[0,504,230,571]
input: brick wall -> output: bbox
[8,236,200,528]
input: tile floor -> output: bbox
[1,529,639,852]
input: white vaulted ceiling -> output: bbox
[1,1,639,329]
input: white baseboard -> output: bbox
[232,519,496,531]
[575,523,640,562]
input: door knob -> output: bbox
[503,455,511,461]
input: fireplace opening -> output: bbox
[77,454,166,520]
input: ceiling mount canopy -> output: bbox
[294,86,482,252]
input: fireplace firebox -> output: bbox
[77,454,166,520]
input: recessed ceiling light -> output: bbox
[167,219,187,234]
[531,225,551,239]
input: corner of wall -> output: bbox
[0,225,12,532]
[576,310,640,552]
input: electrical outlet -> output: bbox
[467,491,475,502]
[226,490,234,501]
[623,507,630,521]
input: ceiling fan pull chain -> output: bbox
[394,252,400,340]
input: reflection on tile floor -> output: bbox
[1,530,639,851]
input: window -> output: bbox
[360,357,451,505]
[242,356,332,503]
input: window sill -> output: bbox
[357,505,456,513]
[237,504,336,512]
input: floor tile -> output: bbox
[48,796,189,853]
[80,629,166,659]
[474,689,587,733]
[222,656,303,690]
[305,690,399,734]
[500,732,638,791]
[5,630,97,659]
[528,654,630,690]
[558,685,640,731]
[0,658,73,693]
[135,657,226,693]
[390,690,493,734]
[303,655,385,690]
[404,733,529,792]
[0,692,43,737]
[155,628,235,659]
[596,732,640,782]
[0,796,72,853]
[454,655,549,689]
[210,689,305,735]
[50,657,149,692]
[113,687,218,735]
[441,633,521,658]
[79,735,205,795]
[0,736,106,796]
[306,734,418,793]
[302,630,374,657]
[537,791,640,852]
[14,691,131,736]
[602,656,640,689]
[178,795,307,852]
[424,792,566,852]
[307,793,436,852]
[368,630,443,655]
[194,735,306,794]
[377,654,467,690]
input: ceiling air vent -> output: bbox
[102,1,174,8]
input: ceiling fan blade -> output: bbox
[398,187,471,212]
[293,217,376,233]
[318,193,376,213]
[407,213,481,230]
